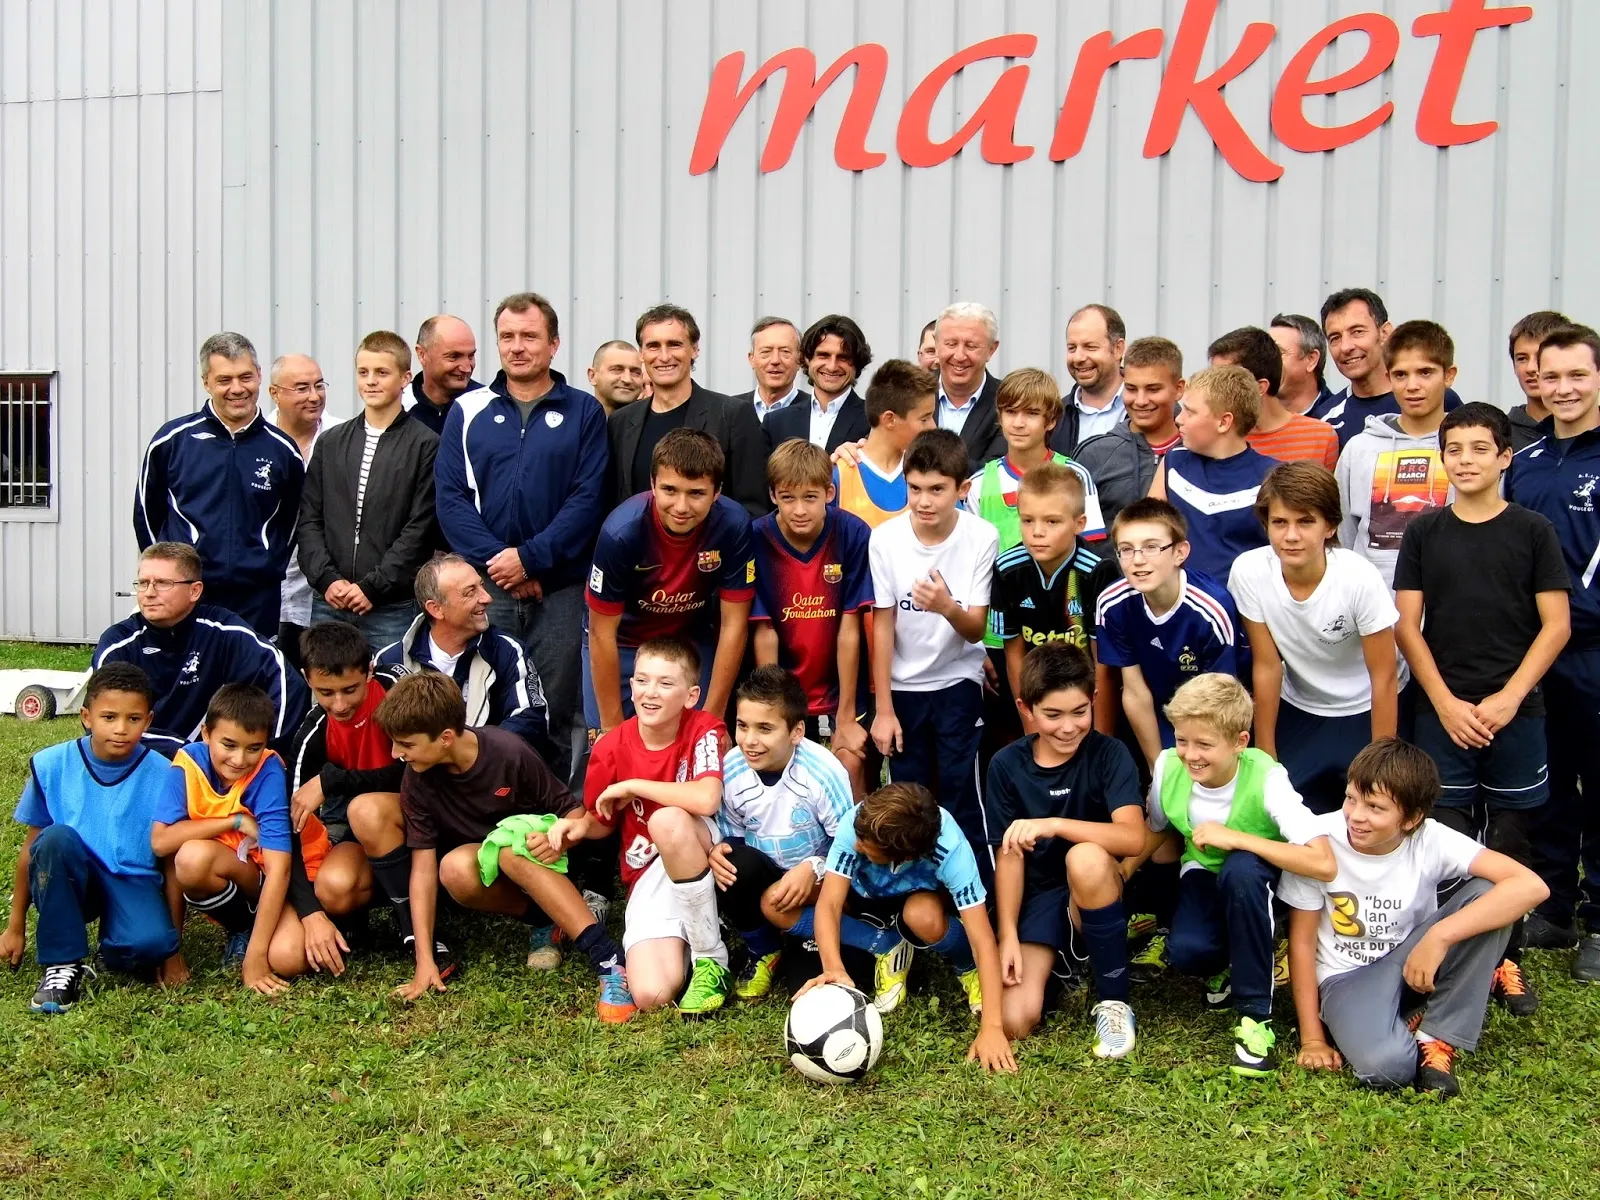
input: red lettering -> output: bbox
[1413,0,1533,147]
[1049,28,1165,162]
[896,35,1037,168]
[1144,0,1280,183]
[1271,14,1400,153]
[689,45,889,176]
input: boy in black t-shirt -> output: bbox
[1395,402,1571,1017]
[990,462,1121,729]
[985,645,1146,1057]
[370,673,635,1022]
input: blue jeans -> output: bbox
[486,577,586,784]
[310,595,417,654]
[30,825,178,969]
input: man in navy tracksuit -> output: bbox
[433,293,609,783]
[93,542,309,757]
[1507,323,1600,981]
[133,332,305,636]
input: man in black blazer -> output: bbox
[731,316,809,425]
[764,314,873,454]
[607,304,769,516]
[931,302,1006,472]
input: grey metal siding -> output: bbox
[0,0,1592,641]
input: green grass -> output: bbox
[2,713,1599,1196]
[0,642,92,671]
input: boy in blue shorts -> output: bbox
[710,666,856,999]
[2,664,186,1013]
[1096,498,1240,770]
[987,645,1145,1057]
[1132,673,1334,1075]
[798,780,1016,1073]
[584,428,754,737]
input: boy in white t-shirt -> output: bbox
[869,429,999,882]
[1284,739,1547,1097]
[1229,461,1400,813]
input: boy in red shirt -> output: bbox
[552,638,732,1015]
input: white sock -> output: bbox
[670,869,726,966]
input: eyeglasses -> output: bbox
[278,381,327,396]
[131,578,198,593]
[1114,542,1176,562]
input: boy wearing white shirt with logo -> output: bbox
[1284,739,1547,1098]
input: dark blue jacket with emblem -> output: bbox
[133,400,306,592]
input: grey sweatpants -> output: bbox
[1318,876,1510,1088]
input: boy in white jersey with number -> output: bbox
[1284,739,1546,1097]
[710,666,856,999]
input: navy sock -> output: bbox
[921,918,975,974]
[839,914,902,956]
[573,923,623,975]
[740,924,781,958]
[1078,899,1131,1003]
[368,846,416,943]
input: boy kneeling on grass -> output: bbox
[3,664,187,1013]
[1285,739,1547,1098]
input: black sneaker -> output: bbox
[31,961,95,1014]
[1415,1038,1459,1098]
[1521,912,1578,950]
[404,936,462,983]
[1573,933,1600,984]
[1490,958,1539,1016]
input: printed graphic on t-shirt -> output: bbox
[1368,449,1448,550]
[1328,889,1401,963]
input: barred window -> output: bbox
[0,374,53,510]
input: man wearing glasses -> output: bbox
[133,332,306,637]
[268,354,333,668]
[93,542,309,758]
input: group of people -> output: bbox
[6,288,1599,1099]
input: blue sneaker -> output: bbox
[223,931,250,968]
[597,970,637,1024]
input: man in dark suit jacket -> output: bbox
[731,316,809,425]
[608,304,769,516]
[930,302,1007,472]
[764,314,873,454]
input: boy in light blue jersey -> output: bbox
[710,667,855,1000]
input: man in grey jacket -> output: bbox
[297,331,439,650]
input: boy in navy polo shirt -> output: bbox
[1508,324,1600,981]
[3,665,185,1013]
[986,645,1145,1058]
[584,428,755,737]
[1149,365,1276,582]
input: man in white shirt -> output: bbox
[733,317,807,422]
[268,353,330,668]
[1063,304,1127,443]
[764,315,872,453]
[932,302,1006,472]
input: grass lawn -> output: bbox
[1,692,1598,1196]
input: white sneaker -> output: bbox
[1091,999,1137,1060]
[582,889,611,927]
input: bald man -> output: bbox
[587,340,645,417]
[268,354,334,666]
[407,315,481,436]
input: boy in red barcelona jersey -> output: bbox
[752,440,875,789]
[583,429,755,737]
[551,638,732,1015]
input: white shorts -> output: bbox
[621,815,727,965]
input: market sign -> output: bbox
[691,0,1532,184]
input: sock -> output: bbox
[574,923,624,976]
[186,881,254,935]
[1078,899,1131,1003]
[368,846,415,943]
[788,908,816,939]
[668,868,725,962]
[838,914,902,956]
[740,924,781,959]
[923,918,975,974]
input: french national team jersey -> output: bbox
[750,508,874,716]
[586,492,755,648]
[719,740,855,869]
[1509,423,1600,652]
[1096,568,1241,745]
[826,804,986,908]
[1162,446,1276,581]
[833,457,906,529]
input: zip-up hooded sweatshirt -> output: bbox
[1335,413,1453,589]
[1510,420,1600,652]
[134,401,305,591]
[433,370,610,591]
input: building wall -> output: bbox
[1,0,1593,642]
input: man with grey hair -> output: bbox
[732,316,808,422]
[406,315,480,436]
[133,332,305,636]
[1269,313,1333,416]
[587,340,645,417]
[267,353,333,667]
[932,301,1006,470]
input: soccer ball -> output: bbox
[785,984,883,1084]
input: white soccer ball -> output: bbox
[785,984,883,1084]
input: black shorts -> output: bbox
[1016,884,1070,950]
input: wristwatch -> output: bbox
[808,856,826,885]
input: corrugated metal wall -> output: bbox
[2,0,1594,642]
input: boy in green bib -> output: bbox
[1133,673,1335,1076]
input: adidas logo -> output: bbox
[1150,637,1163,649]
[1020,597,1036,608]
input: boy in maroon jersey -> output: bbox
[583,429,755,738]
[752,439,875,791]
[551,638,732,1014]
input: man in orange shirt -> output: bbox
[1211,327,1338,470]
